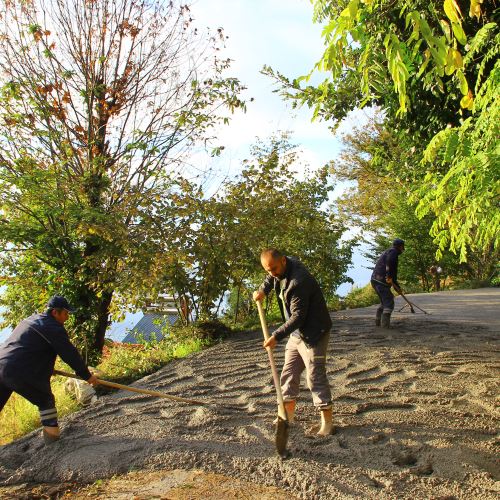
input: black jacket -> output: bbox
[371,247,401,286]
[0,313,91,391]
[259,257,332,346]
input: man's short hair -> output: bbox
[260,248,284,260]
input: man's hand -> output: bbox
[86,374,99,386]
[263,335,277,350]
[253,290,265,302]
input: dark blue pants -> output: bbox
[0,364,57,426]
[371,280,394,314]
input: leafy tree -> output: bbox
[265,0,499,261]
[332,112,481,290]
[225,135,354,295]
[0,0,245,361]
[155,135,355,321]
[415,23,499,262]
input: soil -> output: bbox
[0,288,499,499]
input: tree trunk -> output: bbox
[234,282,241,324]
[93,291,113,355]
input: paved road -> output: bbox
[342,287,500,332]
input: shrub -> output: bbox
[343,283,380,309]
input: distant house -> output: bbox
[121,312,178,343]
[120,294,188,344]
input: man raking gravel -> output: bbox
[0,296,98,444]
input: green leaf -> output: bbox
[443,0,461,24]
[439,19,452,42]
[456,70,469,95]
[451,22,467,45]
[460,94,474,109]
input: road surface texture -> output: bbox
[0,288,498,499]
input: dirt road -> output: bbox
[1,288,499,499]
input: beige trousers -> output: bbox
[280,332,332,409]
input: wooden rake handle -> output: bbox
[53,369,207,406]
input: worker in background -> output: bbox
[370,239,405,328]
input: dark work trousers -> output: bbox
[280,332,332,409]
[371,279,395,314]
[0,364,57,425]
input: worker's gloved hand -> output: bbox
[253,290,265,302]
[263,335,277,350]
[86,374,99,386]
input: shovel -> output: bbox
[256,300,290,458]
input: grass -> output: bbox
[0,327,213,446]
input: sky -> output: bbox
[192,0,344,176]
[192,0,374,292]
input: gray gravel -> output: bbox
[1,288,499,499]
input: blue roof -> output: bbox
[121,313,178,344]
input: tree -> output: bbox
[154,135,355,321]
[265,0,499,261]
[0,0,245,361]
[332,112,482,290]
[222,135,354,301]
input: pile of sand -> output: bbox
[1,289,498,499]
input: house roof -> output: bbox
[121,312,178,344]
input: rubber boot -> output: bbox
[274,400,296,424]
[381,312,391,329]
[375,308,383,327]
[43,426,60,445]
[284,400,296,423]
[317,408,334,436]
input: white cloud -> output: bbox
[188,0,373,288]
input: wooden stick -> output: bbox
[53,369,207,406]
[256,301,288,422]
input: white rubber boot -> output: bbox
[274,400,296,424]
[317,408,334,436]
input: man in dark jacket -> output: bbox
[370,239,405,328]
[253,248,333,436]
[0,296,97,443]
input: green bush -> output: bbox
[343,283,380,309]
[327,295,342,311]
[448,279,492,290]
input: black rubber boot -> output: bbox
[381,313,391,329]
[375,309,383,327]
